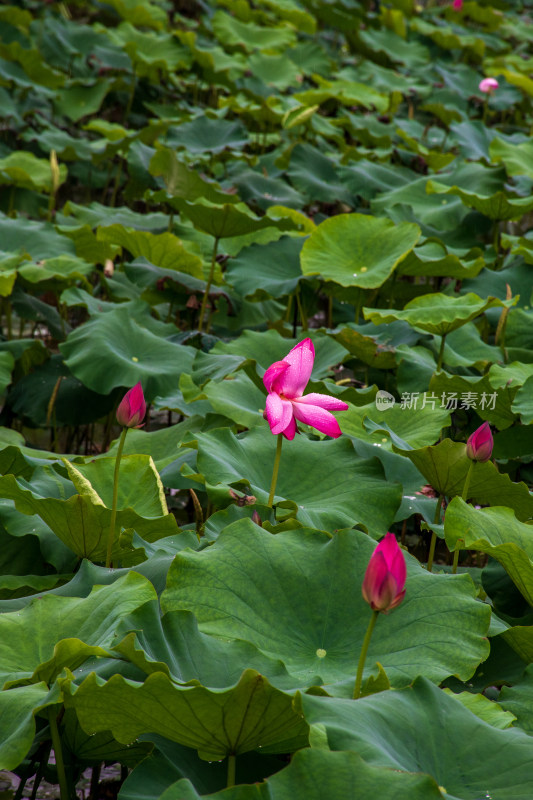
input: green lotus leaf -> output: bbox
[212,10,296,51]
[342,400,450,450]
[442,689,516,730]
[65,454,167,518]
[175,199,301,240]
[298,676,533,800]
[429,372,518,431]
[364,292,515,336]
[0,150,67,193]
[0,682,59,770]
[111,600,301,690]
[0,471,180,562]
[490,138,533,181]
[161,749,443,800]
[60,306,195,398]
[193,426,402,534]
[96,225,203,278]
[499,665,533,734]
[427,179,533,221]
[225,237,303,301]
[511,375,533,424]
[301,213,420,289]
[0,571,155,688]
[444,497,533,605]
[148,148,239,205]
[62,707,153,766]
[397,240,484,279]
[63,668,309,760]
[161,524,490,687]
[395,439,533,519]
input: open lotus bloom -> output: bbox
[263,338,348,440]
[362,533,407,613]
[116,382,146,428]
[452,0,463,10]
[466,421,493,462]
[479,77,499,93]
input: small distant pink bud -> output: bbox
[116,382,146,428]
[452,0,463,9]
[466,421,493,462]
[362,533,406,613]
[479,77,499,93]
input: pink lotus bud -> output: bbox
[116,382,146,428]
[466,421,493,462]
[479,78,499,93]
[452,0,463,9]
[362,533,406,613]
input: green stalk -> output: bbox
[295,286,307,331]
[198,237,219,333]
[227,754,236,788]
[436,334,446,373]
[353,609,379,699]
[48,708,70,800]
[426,494,444,573]
[452,461,475,574]
[105,426,128,568]
[267,434,283,508]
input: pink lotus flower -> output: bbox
[362,533,406,613]
[263,338,348,440]
[466,421,493,462]
[452,0,463,10]
[479,77,499,93]
[116,382,146,428]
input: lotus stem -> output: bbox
[461,460,475,503]
[48,708,70,800]
[452,461,475,574]
[105,426,128,568]
[227,754,236,788]
[353,609,379,699]
[426,494,444,572]
[198,236,219,333]
[436,334,446,372]
[267,434,283,508]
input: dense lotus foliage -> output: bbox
[1,0,533,798]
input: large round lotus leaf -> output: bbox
[148,149,240,204]
[193,426,402,534]
[341,400,450,450]
[0,571,155,688]
[364,292,515,336]
[60,306,195,398]
[112,600,302,690]
[225,237,303,300]
[298,677,533,800]
[165,115,249,154]
[0,471,179,563]
[161,749,443,800]
[206,329,349,378]
[444,497,533,608]
[427,179,533,221]
[396,440,533,519]
[0,150,67,192]
[175,199,300,239]
[96,225,203,278]
[63,668,309,761]
[161,523,490,687]
[301,213,420,289]
[0,214,76,259]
